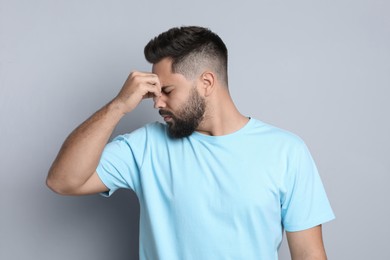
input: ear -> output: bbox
[199,71,215,97]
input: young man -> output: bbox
[47,26,335,259]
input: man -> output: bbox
[47,26,335,259]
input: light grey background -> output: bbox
[1,0,389,259]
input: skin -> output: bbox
[287,225,328,260]
[46,57,327,259]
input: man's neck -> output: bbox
[195,89,249,136]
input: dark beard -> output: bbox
[160,88,206,138]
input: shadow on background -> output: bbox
[45,189,140,260]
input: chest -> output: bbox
[140,139,287,217]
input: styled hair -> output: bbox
[144,26,228,86]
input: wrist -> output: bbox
[106,99,129,118]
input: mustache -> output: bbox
[159,109,174,117]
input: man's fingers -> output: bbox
[131,71,161,86]
[114,70,162,113]
[142,83,162,99]
[130,71,161,93]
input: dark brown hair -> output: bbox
[144,26,228,86]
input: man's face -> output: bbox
[152,58,206,138]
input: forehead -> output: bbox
[152,58,189,86]
[152,58,173,78]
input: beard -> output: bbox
[159,87,206,138]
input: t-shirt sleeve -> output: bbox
[96,128,147,197]
[281,141,335,232]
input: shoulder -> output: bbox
[114,122,167,141]
[106,122,168,155]
[248,118,306,148]
[109,122,173,150]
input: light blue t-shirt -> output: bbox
[96,118,335,260]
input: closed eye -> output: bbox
[162,86,173,95]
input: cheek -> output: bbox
[168,94,184,109]
[168,88,193,110]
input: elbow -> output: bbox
[46,172,74,195]
[46,175,65,195]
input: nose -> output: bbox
[153,94,166,109]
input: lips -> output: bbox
[163,115,172,122]
[159,110,174,122]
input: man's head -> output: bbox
[144,26,228,86]
[144,26,228,138]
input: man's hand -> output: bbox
[113,71,161,114]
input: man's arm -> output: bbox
[286,225,328,260]
[46,71,161,195]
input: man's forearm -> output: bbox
[291,252,327,260]
[287,226,328,260]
